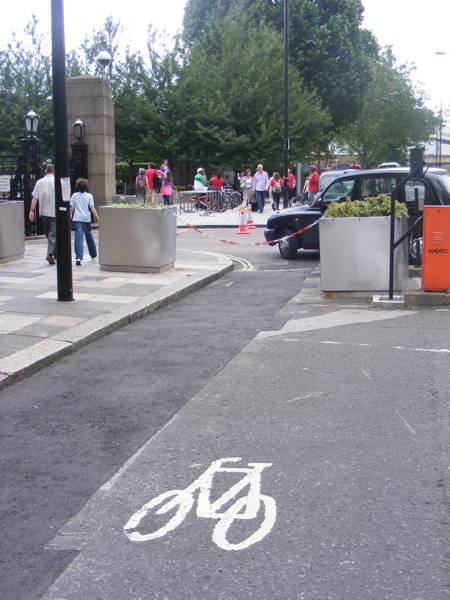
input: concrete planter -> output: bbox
[98,205,176,273]
[0,201,24,263]
[319,216,408,292]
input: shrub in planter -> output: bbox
[323,194,407,218]
[319,194,408,292]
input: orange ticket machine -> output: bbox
[422,206,450,291]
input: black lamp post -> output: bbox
[73,118,85,141]
[282,0,290,210]
[51,0,73,302]
[70,118,88,189]
[21,109,42,235]
[24,108,39,137]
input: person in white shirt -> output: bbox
[252,164,269,213]
[29,165,56,264]
[69,178,99,266]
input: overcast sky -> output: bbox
[0,0,448,112]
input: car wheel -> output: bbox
[408,233,422,266]
[278,229,298,259]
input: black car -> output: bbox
[264,167,450,261]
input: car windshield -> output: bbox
[320,178,356,204]
[434,172,450,196]
[319,172,340,190]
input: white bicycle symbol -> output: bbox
[123,457,277,551]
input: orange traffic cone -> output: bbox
[246,203,256,229]
[236,204,250,234]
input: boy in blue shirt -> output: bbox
[69,178,99,265]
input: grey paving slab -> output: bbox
[0,333,41,358]
[12,322,67,339]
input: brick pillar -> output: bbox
[66,76,115,206]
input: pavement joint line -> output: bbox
[0,261,233,392]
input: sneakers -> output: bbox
[90,256,97,263]
[46,254,55,265]
[76,259,81,266]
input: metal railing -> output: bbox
[176,190,227,214]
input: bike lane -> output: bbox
[42,306,449,600]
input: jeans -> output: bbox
[73,221,97,261]
[41,216,56,256]
[255,190,266,212]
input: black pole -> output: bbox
[282,0,289,210]
[51,0,73,301]
[388,190,396,299]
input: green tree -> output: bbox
[0,16,53,153]
[182,0,379,129]
[171,13,330,170]
[343,50,435,166]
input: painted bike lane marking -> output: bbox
[123,457,276,551]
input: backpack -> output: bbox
[136,174,146,189]
[273,179,282,193]
[153,171,163,193]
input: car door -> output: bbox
[302,176,358,247]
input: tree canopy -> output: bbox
[343,50,436,166]
[0,3,438,175]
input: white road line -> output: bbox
[395,346,450,354]
[396,412,417,435]
[257,309,417,340]
[225,281,234,287]
[361,369,372,380]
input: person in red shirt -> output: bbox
[209,172,225,209]
[210,172,224,190]
[145,162,162,204]
[307,165,319,201]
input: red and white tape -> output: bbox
[176,213,321,247]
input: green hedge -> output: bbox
[323,194,407,218]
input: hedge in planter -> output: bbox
[319,195,408,292]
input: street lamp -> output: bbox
[51,0,73,302]
[70,118,88,187]
[72,118,85,142]
[24,108,39,138]
[434,51,446,166]
[271,0,290,209]
[282,0,289,210]
[95,50,112,78]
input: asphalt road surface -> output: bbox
[1,234,448,600]
[0,243,315,600]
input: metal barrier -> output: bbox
[176,190,226,214]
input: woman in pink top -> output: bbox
[161,170,173,205]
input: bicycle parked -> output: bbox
[223,185,242,209]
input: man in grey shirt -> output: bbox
[29,165,56,264]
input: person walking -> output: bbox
[286,168,296,205]
[159,158,169,174]
[239,168,253,207]
[69,178,99,266]
[306,165,319,201]
[269,171,283,210]
[135,168,146,203]
[252,164,269,213]
[29,164,56,265]
[161,170,173,205]
[145,162,162,204]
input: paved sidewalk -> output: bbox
[0,235,233,390]
[175,206,269,228]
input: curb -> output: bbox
[0,260,233,391]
